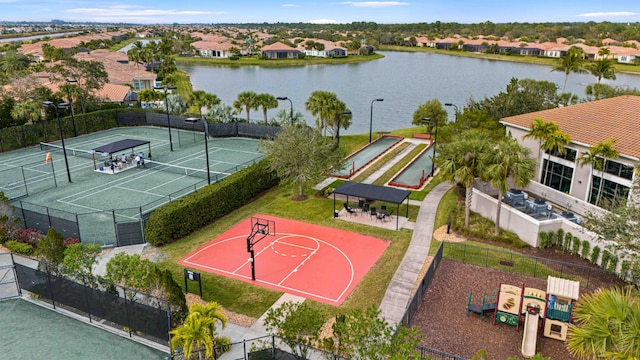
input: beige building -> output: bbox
[501,95,640,206]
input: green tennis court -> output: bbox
[0,298,169,359]
[0,126,264,246]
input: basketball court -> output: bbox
[178,214,389,306]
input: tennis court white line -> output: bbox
[112,185,172,198]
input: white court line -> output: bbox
[181,232,356,303]
[274,235,320,286]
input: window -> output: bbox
[603,160,634,180]
[542,160,573,193]
[589,176,630,206]
[544,148,576,162]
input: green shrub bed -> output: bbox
[145,160,279,246]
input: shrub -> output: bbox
[229,55,240,60]
[564,232,573,251]
[621,260,631,279]
[547,230,556,246]
[601,250,611,270]
[145,160,279,246]
[64,237,81,246]
[12,228,43,247]
[581,241,590,259]
[590,246,601,264]
[6,240,34,255]
[556,229,564,247]
[607,255,618,273]
[538,232,547,248]
[571,236,580,255]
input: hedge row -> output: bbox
[0,109,119,152]
[538,229,619,273]
[145,160,279,246]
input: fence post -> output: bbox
[112,210,119,247]
[82,273,92,323]
[19,201,27,228]
[45,262,56,309]
[20,166,29,196]
[485,248,489,267]
[243,339,247,360]
[533,258,538,278]
[123,286,132,337]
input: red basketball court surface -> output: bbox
[178,214,389,305]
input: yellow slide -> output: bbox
[521,310,539,358]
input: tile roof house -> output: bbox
[294,39,347,58]
[260,41,300,59]
[191,39,236,58]
[501,95,640,207]
[73,49,156,91]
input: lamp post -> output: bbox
[276,96,293,125]
[337,111,352,145]
[369,98,384,143]
[43,101,72,183]
[185,118,211,185]
[422,117,437,177]
[444,103,459,122]
[66,79,78,137]
[154,85,177,151]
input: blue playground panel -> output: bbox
[389,144,435,189]
[333,136,403,178]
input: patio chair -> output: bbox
[357,199,365,210]
[343,203,357,216]
[362,203,370,215]
[370,207,378,220]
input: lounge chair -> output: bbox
[343,203,356,216]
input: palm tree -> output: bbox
[539,130,570,186]
[436,131,490,228]
[233,91,259,122]
[10,100,42,125]
[567,287,640,359]
[588,58,617,84]
[523,118,558,180]
[189,91,220,120]
[208,104,238,123]
[551,46,586,93]
[170,313,215,360]
[305,91,349,138]
[482,138,537,234]
[579,138,619,206]
[256,93,278,124]
[188,302,227,338]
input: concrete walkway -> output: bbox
[378,181,453,324]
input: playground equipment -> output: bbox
[543,276,580,342]
[494,283,524,330]
[520,287,547,358]
[466,290,497,320]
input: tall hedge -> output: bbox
[145,160,279,246]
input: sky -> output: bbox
[1,0,639,25]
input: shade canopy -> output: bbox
[333,181,410,204]
[92,139,150,155]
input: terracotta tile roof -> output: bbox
[260,41,297,51]
[94,83,131,102]
[191,40,234,51]
[501,95,640,159]
[73,49,156,84]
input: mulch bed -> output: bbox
[411,258,597,360]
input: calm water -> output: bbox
[181,51,639,134]
[0,31,81,43]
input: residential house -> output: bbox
[261,41,300,59]
[296,39,347,58]
[191,39,236,58]
[74,49,156,91]
[501,95,640,207]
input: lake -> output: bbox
[181,51,639,134]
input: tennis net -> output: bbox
[40,142,96,160]
[144,160,211,180]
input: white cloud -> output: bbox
[282,3,300,7]
[335,1,409,7]
[64,6,224,18]
[577,11,637,17]
[307,19,340,24]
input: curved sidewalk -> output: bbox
[378,181,453,324]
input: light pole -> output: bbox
[43,101,72,183]
[154,85,177,151]
[66,79,78,137]
[337,111,352,145]
[276,96,293,125]
[422,117,437,177]
[369,98,384,143]
[185,118,211,184]
[444,103,459,122]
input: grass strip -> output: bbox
[175,53,384,67]
[371,143,426,186]
[351,142,411,183]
